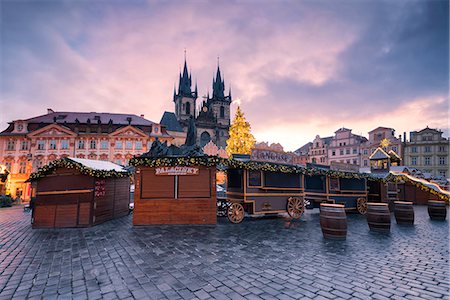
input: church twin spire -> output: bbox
[174,53,231,103]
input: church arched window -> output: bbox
[220,106,225,118]
[186,102,191,115]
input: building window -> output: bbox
[346,160,350,164]
[115,141,123,149]
[220,106,225,118]
[5,162,12,171]
[363,160,368,167]
[352,148,357,154]
[411,157,417,165]
[37,140,45,150]
[18,161,26,174]
[424,146,431,153]
[363,149,368,155]
[353,159,357,165]
[6,140,15,151]
[135,141,142,150]
[20,141,29,151]
[49,140,57,150]
[332,151,335,156]
[411,146,417,153]
[340,150,344,156]
[346,149,350,155]
[316,142,319,147]
[125,141,132,149]
[78,140,85,149]
[101,140,109,149]
[439,146,446,152]
[424,157,431,165]
[391,146,397,153]
[61,140,69,150]
[186,102,191,115]
[439,157,446,165]
[439,170,446,177]
[36,160,43,168]
[90,140,96,149]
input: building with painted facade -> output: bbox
[327,128,367,166]
[404,127,449,178]
[0,110,173,201]
[360,127,402,167]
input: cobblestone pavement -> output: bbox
[0,206,448,300]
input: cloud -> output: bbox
[1,0,447,152]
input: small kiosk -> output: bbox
[130,117,218,225]
[29,157,130,228]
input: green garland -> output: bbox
[385,173,450,202]
[129,156,377,180]
[28,157,131,181]
[130,155,450,202]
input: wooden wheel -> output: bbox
[227,203,245,223]
[287,197,305,219]
[357,197,368,215]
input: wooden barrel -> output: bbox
[394,201,414,225]
[367,203,390,232]
[320,203,347,240]
[428,201,447,220]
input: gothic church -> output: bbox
[160,57,231,149]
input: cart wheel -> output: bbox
[357,197,368,215]
[287,197,305,219]
[227,203,245,224]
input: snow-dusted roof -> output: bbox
[369,147,390,160]
[69,157,128,172]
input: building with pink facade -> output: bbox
[327,128,367,166]
[0,109,173,201]
[360,127,402,167]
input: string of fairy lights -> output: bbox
[27,155,449,202]
[28,157,130,181]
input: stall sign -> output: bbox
[155,166,199,176]
[95,180,106,197]
[251,149,294,165]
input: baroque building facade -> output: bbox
[360,127,403,167]
[0,110,173,201]
[403,127,449,178]
[327,128,367,166]
[160,58,231,149]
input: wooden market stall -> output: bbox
[29,157,130,228]
[131,156,218,225]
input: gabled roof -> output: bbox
[368,126,395,133]
[294,142,312,155]
[334,127,351,133]
[322,136,333,145]
[160,112,184,132]
[24,112,154,126]
[369,147,390,160]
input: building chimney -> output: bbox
[47,108,54,114]
[140,114,145,118]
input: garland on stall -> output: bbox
[129,155,377,180]
[385,173,450,202]
[130,155,450,201]
[28,157,131,181]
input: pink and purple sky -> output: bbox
[1,0,448,151]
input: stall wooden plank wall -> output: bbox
[397,182,440,205]
[32,167,130,228]
[133,166,217,225]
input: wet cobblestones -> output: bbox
[0,206,448,299]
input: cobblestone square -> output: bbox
[0,206,448,299]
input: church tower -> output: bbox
[174,55,197,128]
[208,63,231,127]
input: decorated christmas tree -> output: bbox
[226,106,256,157]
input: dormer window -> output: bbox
[154,126,159,134]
